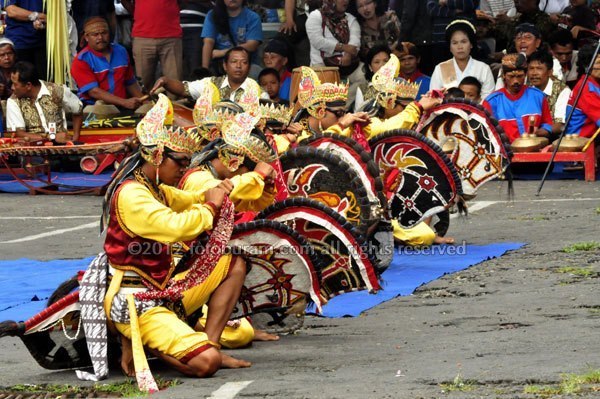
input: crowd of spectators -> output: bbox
[0,0,598,143]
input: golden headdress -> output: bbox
[218,112,277,172]
[259,102,292,126]
[237,78,261,117]
[297,66,348,119]
[372,54,421,109]
[136,93,202,165]
[501,53,528,72]
[191,79,236,141]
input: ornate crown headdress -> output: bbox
[219,112,277,172]
[372,54,421,109]
[237,78,261,117]
[136,94,202,165]
[259,102,292,126]
[297,66,348,119]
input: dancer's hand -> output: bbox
[216,179,234,194]
[205,187,227,209]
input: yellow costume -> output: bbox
[392,220,436,246]
[182,168,275,212]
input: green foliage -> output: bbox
[556,266,596,277]
[562,242,600,253]
[524,368,600,397]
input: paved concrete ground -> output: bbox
[0,179,599,398]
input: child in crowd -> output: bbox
[258,68,289,106]
[459,76,483,103]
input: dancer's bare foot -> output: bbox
[253,329,279,342]
[120,336,135,377]
[434,235,455,245]
[220,352,252,369]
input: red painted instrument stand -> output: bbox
[511,141,597,182]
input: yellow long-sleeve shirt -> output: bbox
[182,169,275,212]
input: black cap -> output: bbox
[515,23,541,39]
[264,39,289,58]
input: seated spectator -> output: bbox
[483,54,553,143]
[70,17,144,109]
[306,0,365,104]
[258,68,289,106]
[565,43,600,139]
[562,0,599,42]
[459,76,483,103]
[4,0,47,80]
[6,61,83,143]
[549,28,579,87]
[495,23,564,89]
[430,20,495,100]
[479,0,515,17]
[275,0,311,68]
[445,87,465,100]
[0,38,17,100]
[354,44,390,111]
[152,47,268,102]
[394,41,431,100]
[352,0,401,60]
[527,49,571,136]
[201,0,263,76]
[500,0,556,43]
[262,39,292,102]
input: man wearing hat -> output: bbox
[0,38,17,100]
[71,16,144,109]
[262,39,292,102]
[483,53,553,143]
[393,42,431,100]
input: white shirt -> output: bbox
[305,10,361,66]
[542,79,571,123]
[6,81,83,133]
[539,0,570,14]
[430,57,496,100]
[187,76,269,101]
[480,0,514,17]
[495,58,564,90]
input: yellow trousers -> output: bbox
[392,221,436,247]
[111,254,231,361]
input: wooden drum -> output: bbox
[289,66,341,107]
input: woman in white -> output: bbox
[305,0,366,106]
[429,20,495,100]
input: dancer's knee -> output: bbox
[229,256,246,280]
[187,347,221,377]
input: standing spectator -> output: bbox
[180,0,214,80]
[114,0,133,52]
[262,39,292,102]
[353,0,401,60]
[201,0,263,77]
[426,0,479,67]
[70,17,144,109]
[0,38,17,100]
[123,0,183,93]
[276,0,310,67]
[305,0,365,104]
[394,42,431,100]
[398,0,434,75]
[430,20,495,100]
[3,0,46,80]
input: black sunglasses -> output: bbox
[166,153,191,168]
[326,108,346,118]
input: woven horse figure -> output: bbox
[416,99,513,197]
